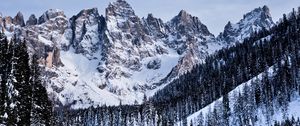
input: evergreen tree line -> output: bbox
[274,116,300,126]
[55,7,300,125]
[0,34,53,125]
[189,53,300,126]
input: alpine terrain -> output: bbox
[0,0,300,125]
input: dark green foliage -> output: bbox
[0,35,53,125]
[31,54,53,125]
[222,94,230,126]
[0,32,8,123]
[14,40,32,125]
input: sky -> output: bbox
[0,0,299,35]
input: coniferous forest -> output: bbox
[0,34,53,125]
[1,5,300,126]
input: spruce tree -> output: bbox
[6,37,18,125]
[222,93,230,126]
[30,54,53,125]
[14,40,32,125]
[0,33,8,124]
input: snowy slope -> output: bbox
[181,65,300,126]
[46,49,125,108]
[180,66,275,126]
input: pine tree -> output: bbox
[30,54,53,125]
[0,33,8,124]
[6,37,18,125]
[0,35,53,125]
[196,112,204,126]
[222,93,230,126]
[14,40,32,125]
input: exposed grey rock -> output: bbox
[169,10,212,37]
[26,14,37,26]
[218,5,274,45]
[68,8,106,58]
[166,10,214,55]
[143,13,167,38]
[102,0,161,80]
[221,21,235,44]
[22,9,68,68]
[106,0,135,19]
[38,9,66,24]
[147,58,161,70]
[13,12,25,26]
[3,16,14,32]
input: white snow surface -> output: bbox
[47,48,124,108]
[180,66,300,126]
[48,37,181,108]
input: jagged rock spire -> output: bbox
[169,9,212,36]
[106,0,135,18]
[26,14,37,26]
[38,9,66,24]
[68,7,105,57]
[13,12,25,26]
[219,5,275,45]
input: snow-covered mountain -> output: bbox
[0,0,275,108]
[160,10,218,84]
[217,5,274,46]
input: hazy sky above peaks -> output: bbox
[0,0,299,35]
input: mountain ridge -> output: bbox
[0,0,274,108]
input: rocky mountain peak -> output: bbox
[219,5,274,45]
[146,13,155,20]
[243,5,272,22]
[160,10,217,83]
[19,9,68,68]
[1,16,14,32]
[221,21,234,42]
[13,12,25,26]
[67,7,105,57]
[26,14,37,26]
[145,13,164,26]
[261,5,272,20]
[106,0,135,19]
[224,21,232,29]
[173,10,193,24]
[77,8,99,18]
[105,0,148,41]
[262,5,270,14]
[143,13,166,38]
[4,16,13,23]
[38,9,66,24]
[177,10,190,21]
[169,10,212,37]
